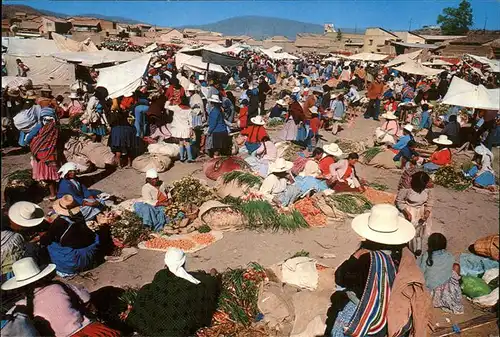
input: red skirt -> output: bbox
[31,158,59,182]
[71,322,121,337]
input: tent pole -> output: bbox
[206,62,210,81]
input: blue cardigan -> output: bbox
[57,179,97,205]
[208,106,227,134]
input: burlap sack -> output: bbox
[258,282,295,336]
[132,153,172,173]
[147,142,180,158]
[198,200,244,231]
[80,142,115,168]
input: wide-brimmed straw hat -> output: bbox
[8,201,45,227]
[68,92,79,99]
[268,158,293,174]
[7,87,20,97]
[40,84,52,92]
[309,106,319,115]
[433,135,452,146]
[52,195,81,216]
[250,115,266,126]
[292,87,301,93]
[323,143,343,157]
[381,112,398,120]
[351,204,415,245]
[24,90,37,100]
[1,258,56,291]
[403,124,413,133]
[207,94,221,103]
[153,62,162,69]
[276,99,287,106]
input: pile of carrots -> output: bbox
[363,187,396,205]
[191,233,216,245]
[144,237,196,250]
[293,198,327,228]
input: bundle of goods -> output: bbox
[293,198,327,227]
[3,169,38,205]
[198,200,245,232]
[139,230,223,253]
[461,268,499,310]
[147,142,180,158]
[334,139,366,155]
[111,210,152,250]
[203,156,250,181]
[326,193,372,217]
[132,153,172,173]
[363,187,396,204]
[473,235,499,261]
[434,166,471,191]
[366,182,389,191]
[282,142,306,162]
[362,146,384,163]
[63,136,95,174]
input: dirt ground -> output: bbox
[1,107,498,336]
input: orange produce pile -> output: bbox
[294,198,327,227]
[145,237,196,250]
[363,187,396,205]
[191,233,216,245]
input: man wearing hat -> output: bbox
[392,124,414,151]
[37,84,57,109]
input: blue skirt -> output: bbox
[81,124,107,136]
[47,234,100,275]
[245,142,260,154]
[468,166,496,187]
[109,125,136,152]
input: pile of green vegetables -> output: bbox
[367,182,389,191]
[363,147,383,163]
[222,171,263,188]
[434,166,471,191]
[111,210,151,247]
[5,169,34,187]
[327,194,372,215]
[170,176,216,206]
[267,119,285,128]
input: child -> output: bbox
[309,107,321,151]
[418,233,464,314]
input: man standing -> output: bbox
[258,76,272,115]
[364,75,384,121]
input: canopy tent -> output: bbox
[422,59,453,67]
[96,53,152,99]
[1,76,33,89]
[386,50,422,67]
[176,53,227,74]
[268,46,283,52]
[324,56,340,62]
[260,48,299,60]
[178,47,243,68]
[51,33,99,52]
[52,51,141,67]
[347,52,389,61]
[465,54,500,73]
[441,76,500,110]
[394,59,444,76]
[3,37,59,57]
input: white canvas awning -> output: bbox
[4,37,60,57]
[386,50,422,67]
[51,33,99,52]
[4,55,75,86]
[175,53,227,74]
[324,56,340,62]
[422,59,453,67]
[465,54,500,73]
[441,76,500,110]
[347,52,388,61]
[52,51,140,66]
[394,59,444,76]
[143,43,159,54]
[268,45,283,52]
[96,53,151,99]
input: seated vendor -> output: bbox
[375,111,401,145]
[260,158,303,206]
[327,152,364,192]
[245,136,277,177]
[269,99,288,119]
[241,116,267,153]
[294,147,329,194]
[392,124,414,151]
[134,169,170,232]
[318,143,344,175]
[45,195,100,276]
[418,104,432,131]
[464,144,496,191]
[127,248,221,337]
[393,140,419,169]
[423,135,452,173]
[57,162,104,221]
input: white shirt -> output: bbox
[141,182,168,206]
[260,174,287,196]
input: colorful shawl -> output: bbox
[345,251,397,337]
[30,120,59,164]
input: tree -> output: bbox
[337,28,342,41]
[437,0,473,35]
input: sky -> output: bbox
[5,0,500,31]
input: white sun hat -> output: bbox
[250,115,266,126]
[292,87,301,93]
[1,258,56,291]
[323,143,343,157]
[268,158,293,174]
[351,204,415,245]
[8,202,45,228]
[309,106,319,115]
[207,94,222,103]
[68,92,79,99]
[153,62,162,69]
[58,162,78,178]
[381,112,398,120]
[198,74,205,81]
[433,135,453,146]
[403,124,414,133]
[188,83,197,91]
[146,168,159,179]
[164,248,200,284]
[276,99,287,106]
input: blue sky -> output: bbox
[6,0,500,30]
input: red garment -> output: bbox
[70,322,120,337]
[384,101,397,112]
[37,97,57,109]
[120,96,135,111]
[239,106,249,128]
[430,148,452,166]
[165,86,185,105]
[342,165,353,180]
[367,82,384,99]
[319,156,335,175]
[310,117,320,134]
[241,125,267,143]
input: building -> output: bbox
[40,17,72,36]
[392,31,426,44]
[363,27,398,53]
[262,35,294,51]
[295,32,364,54]
[69,19,102,32]
[439,33,500,57]
[99,20,117,31]
[158,28,183,43]
[16,21,43,37]
[419,35,465,44]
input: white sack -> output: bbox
[281,257,319,290]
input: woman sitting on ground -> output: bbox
[418,233,464,314]
[241,115,268,153]
[245,136,277,177]
[325,204,430,336]
[393,140,419,168]
[57,162,104,221]
[44,195,101,276]
[293,147,329,194]
[134,169,170,232]
[269,99,288,119]
[423,135,453,173]
[318,143,343,176]
[127,248,221,337]
[374,111,401,145]
[392,124,414,151]
[327,152,364,192]
[259,158,303,207]
[464,144,496,191]
[2,257,120,336]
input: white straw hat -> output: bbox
[323,143,343,157]
[309,106,319,115]
[381,112,398,120]
[52,195,81,217]
[207,94,222,103]
[268,158,293,174]
[68,92,79,99]
[187,83,197,91]
[1,258,56,291]
[292,87,301,93]
[250,115,266,126]
[276,99,287,106]
[433,135,453,146]
[8,202,45,228]
[146,168,158,179]
[58,162,78,178]
[351,204,415,245]
[198,74,205,81]
[403,124,413,133]
[154,62,162,69]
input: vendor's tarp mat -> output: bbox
[442,76,500,110]
[96,53,152,99]
[394,59,444,76]
[5,55,75,86]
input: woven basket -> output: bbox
[474,235,500,261]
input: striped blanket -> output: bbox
[30,121,59,164]
[345,251,396,337]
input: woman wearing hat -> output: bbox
[80,86,109,142]
[464,144,496,191]
[245,135,277,177]
[281,93,304,141]
[330,94,345,135]
[241,115,268,153]
[392,124,415,151]
[207,94,230,157]
[44,195,101,276]
[422,135,453,173]
[327,152,364,192]
[318,143,343,176]
[2,257,120,336]
[127,248,220,336]
[325,204,430,337]
[37,84,57,109]
[133,169,169,231]
[260,158,303,206]
[67,92,83,117]
[374,110,401,145]
[167,97,195,163]
[269,99,288,119]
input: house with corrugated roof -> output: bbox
[69,18,102,32]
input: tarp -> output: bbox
[1,76,32,89]
[324,56,340,62]
[260,48,299,60]
[386,50,422,67]
[269,46,283,52]
[465,54,500,73]
[441,76,500,110]
[52,51,140,66]
[96,53,151,99]
[51,33,99,52]
[143,43,159,53]
[4,54,75,86]
[394,59,444,76]
[4,37,60,57]
[201,49,244,67]
[347,52,388,61]
[422,59,453,66]
[177,53,227,74]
